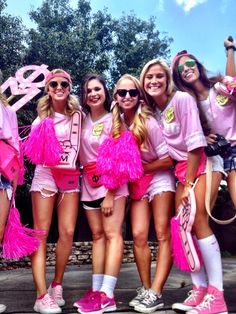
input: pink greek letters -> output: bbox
[0,64,50,111]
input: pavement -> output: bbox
[0,257,235,314]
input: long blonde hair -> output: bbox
[113,74,152,150]
[37,69,80,119]
[140,59,174,110]
[0,90,8,107]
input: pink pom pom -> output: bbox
[23,117,62,166]
[171,216,193,272]
[97,131,143,190]
[2,206,45,260]
[171,189,203,272]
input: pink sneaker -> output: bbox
[78,291,102,314]
[100,292,117,312]
[33,293,62,314]
[79,291,116,314]
[186,285,228,314]
[172,285,207,312]
[73,288,94,308]
[48,284,65,307]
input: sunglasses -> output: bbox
[176,49,188,56]
[178,59,196,74]
[117,89,139,97]
[49,81,70,88]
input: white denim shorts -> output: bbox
[143,170,176,202]
[203,155,226,176]
[30,165,80,197]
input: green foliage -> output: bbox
[0,0,26,78]
[22,0,172,90]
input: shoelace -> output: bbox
[142,291,157,305]
[196,294,215,310]
[185,289,198,302]
[137,287,148,299]
[53,286,63,300]
[42,295,57,307]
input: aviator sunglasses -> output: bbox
[49,81,70,88]
[117,89,139,97]
[178,59,196,74]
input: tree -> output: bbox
[0,0,26,79]
[24,0,172,90]
[24,0,116,91]
[110,13,172,84]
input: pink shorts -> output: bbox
[30,165,80,196]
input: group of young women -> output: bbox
[0,37,235,314]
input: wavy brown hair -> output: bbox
[172,53,224,101]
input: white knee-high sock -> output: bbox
[197,234,223,290]
[190,237,207,288]
[92,274,104,291]
[100,275,117,298]
[190,265,207,288]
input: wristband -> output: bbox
[185,179,195,187]
[226,45,236,51]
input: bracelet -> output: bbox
[226,45,236,51]
[185,179,195,187]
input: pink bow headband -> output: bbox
[45,71,72,85]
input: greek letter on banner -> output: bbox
[0,64,50,112]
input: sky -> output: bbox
[4,0,236,74]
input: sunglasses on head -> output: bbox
[117,89,139,97]
[49,81,70,88]
[178,59,196,74]
[177,50,188,56]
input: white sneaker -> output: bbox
[33,293,62,314]
[48,284,65,307]
[0,304,6,313]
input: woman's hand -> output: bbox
[206,133,217,145]
[180,184,191,207]
[101,190,115,216]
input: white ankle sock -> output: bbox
[198,234,223,290]
[100,275,117,298]
[92,274,104,291]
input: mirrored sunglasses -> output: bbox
[49,81,70,88]
[178,59,196,74]
[117,89,139,97]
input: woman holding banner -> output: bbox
[24,69,82,314]
[140,59,228,314]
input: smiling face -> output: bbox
[116,78,139,113]
[178,55,199,84]
[47,77,70,104]
[86,79,106,110]
[143,63,168,100]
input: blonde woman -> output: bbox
[26,69,81,314]
[113,74,175,313]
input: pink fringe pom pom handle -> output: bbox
[96,131,143,190]
[171,188,203,272]
[2,206,45,260]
